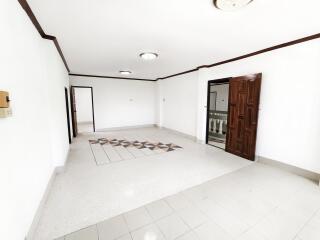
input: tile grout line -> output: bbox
[123,135,148,157]
[293,208,320,240]
[102,135,126,161]
[143,205,169,240]
[89,142,100,166]
[120,214,133,240]
[95,224,100,240]
[99,142,112,164]
[180,190,247,238]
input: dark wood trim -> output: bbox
[156,68,200,81]
[64,87,72,144]
[69,73,156,82]
[71,86,96,132]
[90,87,96,132]
[157,33,320,80]
[18,0,70,72]
[18,0,319,81]
[205,78,230,146]
[70,87,77,137]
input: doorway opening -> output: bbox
[206,78,230,149]
[70,86,95,136]
[206,74,262,161]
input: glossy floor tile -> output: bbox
[53,162,320,240]
[78,122,94,133]
[33,127,320,240]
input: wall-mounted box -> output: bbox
[0,107,12,118]
[0,91,10,108]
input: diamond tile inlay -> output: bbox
[89,138,183,166]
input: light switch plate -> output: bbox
[0,107,12,118]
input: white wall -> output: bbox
[210,84,229,111]
[70,76,156,130]
[198,39,320,173]
[0,1,70,239]
[74,88,93,123]
[159,39,320,174]
[158,71,198,137]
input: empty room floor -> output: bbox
[77,122,94,133]
[33,128,320,240]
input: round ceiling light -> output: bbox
[119,70,132,75]
[139,52,158,60]
[213,0,253,11]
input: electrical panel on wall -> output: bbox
[0,91,12,118]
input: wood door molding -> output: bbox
[226,73,262,160]
[70,87,78,137]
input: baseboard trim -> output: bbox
[156,125,197,142]
[26,150,69,240]
[256,156,320,183]
[97,124,156,132]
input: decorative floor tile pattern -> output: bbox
[89,138,183,165]
[35,128,320,240]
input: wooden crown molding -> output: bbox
[18,0,319,82]
[156,33,320,80]
[69,73,156,82]
[18,0,70,72]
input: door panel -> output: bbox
[238,93,247,117]
[226,73,262,160]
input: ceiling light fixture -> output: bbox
[119,70,132,75]
[139,52,158,60]
[213,0,253,11]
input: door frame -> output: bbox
[205,78,231,146]
[70,86,96,135]
[64,87,72,144]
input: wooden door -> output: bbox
[70,87,78,137]
[226,73,262,160]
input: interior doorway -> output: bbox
[206,78,230,149]
[206,74,262,161]
[70,86,95,136]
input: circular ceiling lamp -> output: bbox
[139,52,158,60]
[213,0,253,11]
[119,70,132,75]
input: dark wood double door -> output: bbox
[226,73,261,161]
[208,73,262,161]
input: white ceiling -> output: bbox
[28,0,320,80]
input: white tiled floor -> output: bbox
[33,127,320,240]
[56,162,320,240]
[77,122,93,133]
